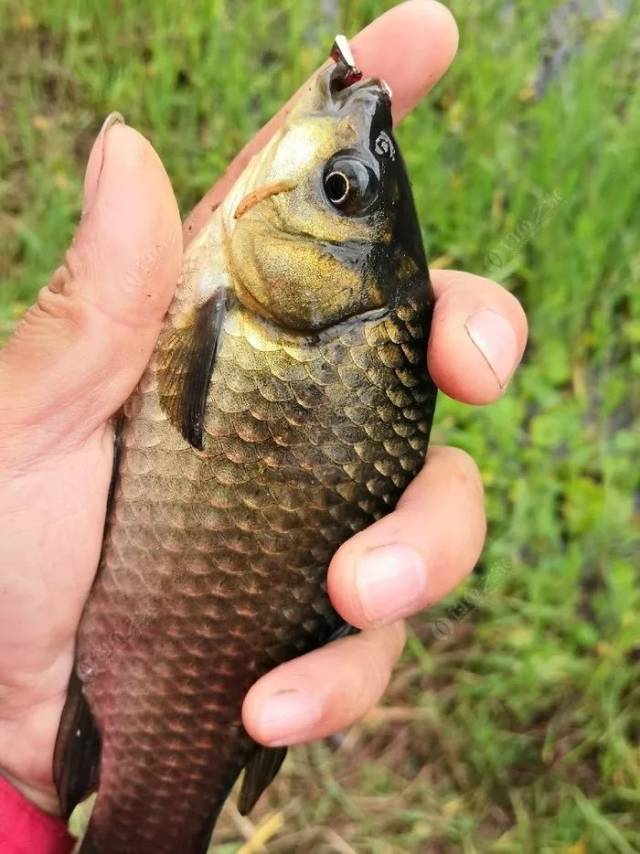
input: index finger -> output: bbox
[184,0,458,243]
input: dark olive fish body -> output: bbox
[55,46,437,853]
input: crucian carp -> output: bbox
[54,35,437,853]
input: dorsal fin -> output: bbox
[158,289,227,449]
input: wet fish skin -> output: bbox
[55,53,437,854]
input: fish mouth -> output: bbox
[313,34,393,133]
[328,34,392,99]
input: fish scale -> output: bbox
[71,292,432,852]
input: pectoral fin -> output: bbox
[158,289,227,450]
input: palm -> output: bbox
[0,117,182,810]
[0,421,113,796]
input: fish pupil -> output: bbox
[325,170,349,204]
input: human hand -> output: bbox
[0,0,527,815]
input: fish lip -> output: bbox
[329,73,391,109]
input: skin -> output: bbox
[0,1,527,816]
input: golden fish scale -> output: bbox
[77,291,434,852]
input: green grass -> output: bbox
[1,0,639,851]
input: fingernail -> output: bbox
[83,111,125,212]
[257,689,323,746]
[355,544,427,624]
[465,309,518,389]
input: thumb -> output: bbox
[0,113,182,462]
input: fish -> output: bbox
[53,36,438,853]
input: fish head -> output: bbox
[224,44,427,333]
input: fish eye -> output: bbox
[323,156,379,216]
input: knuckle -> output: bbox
[355,655,391,703]
[422,446,487,571]
[338,661,374,714]
[432,445,483,494]
[450,445,481,482]
[357,625,404,687]
[503,288,528,331]
[385,620,407,660]
[36,283,88,331]
[46,237,86,298]
[444,448,486,542]
[487,284,528,346]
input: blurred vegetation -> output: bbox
[1,0,639,851]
